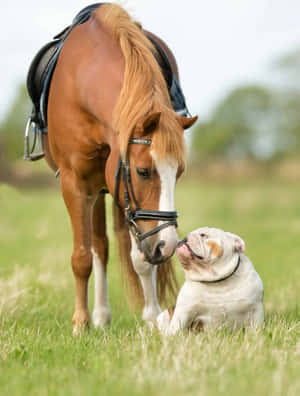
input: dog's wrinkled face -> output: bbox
[176,227,245,282]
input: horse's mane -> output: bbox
[96,4,186,168]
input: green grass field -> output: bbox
[1,178,299,395]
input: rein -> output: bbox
[114,138,178,244]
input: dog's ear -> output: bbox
[234,237,245,253]
[226,232,246,253]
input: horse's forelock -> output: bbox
[152,110,186,172]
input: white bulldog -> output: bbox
[156,227,264,335]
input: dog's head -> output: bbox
[176,227,245,282]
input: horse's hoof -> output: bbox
[92,308,111,329]
[142,306,161,323]
[72,311,90,335]
[72,323,89,336]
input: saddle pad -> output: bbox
[26,3,189,132]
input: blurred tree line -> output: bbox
[0,84,31,163]
[191,48,300,163]
[0,84,31,180]
[1,47,300,174]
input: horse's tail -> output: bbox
[113,204,178,310]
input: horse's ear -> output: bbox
[177,115,198,130]
[142,112,161,134]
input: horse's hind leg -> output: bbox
[91,193,111,328]
[60,172,95,333]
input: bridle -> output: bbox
[114,137,178,247]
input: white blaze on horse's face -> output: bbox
[151,152,178,258]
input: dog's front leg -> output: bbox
[164,307,192,335]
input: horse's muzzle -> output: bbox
[139,236,177,265]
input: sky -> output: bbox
[1,0,300,123]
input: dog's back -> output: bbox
[190,254,264,329]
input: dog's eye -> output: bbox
[136,167,151,179]
[200,233,207,238]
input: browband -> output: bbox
[129,138,152,146]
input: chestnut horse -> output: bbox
[43,4,197,333]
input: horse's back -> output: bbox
[48,14,124,129]
[46,14,125,172]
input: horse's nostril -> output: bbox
[157,240,165,249]
[152,240,165,261]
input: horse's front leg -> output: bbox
[60,172,96,334]
[91,194,111,328]
[130,236,161,323]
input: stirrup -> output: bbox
[24,117,45,161]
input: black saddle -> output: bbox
[26,2,189,134]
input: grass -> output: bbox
[0,177,300,395]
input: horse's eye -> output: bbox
[136,167,151,179]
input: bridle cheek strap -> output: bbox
[114,138,178,242]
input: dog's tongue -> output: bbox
[176,243,191,258]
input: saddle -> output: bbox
[25,3,190,160]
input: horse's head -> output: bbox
[106,111,197,265]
